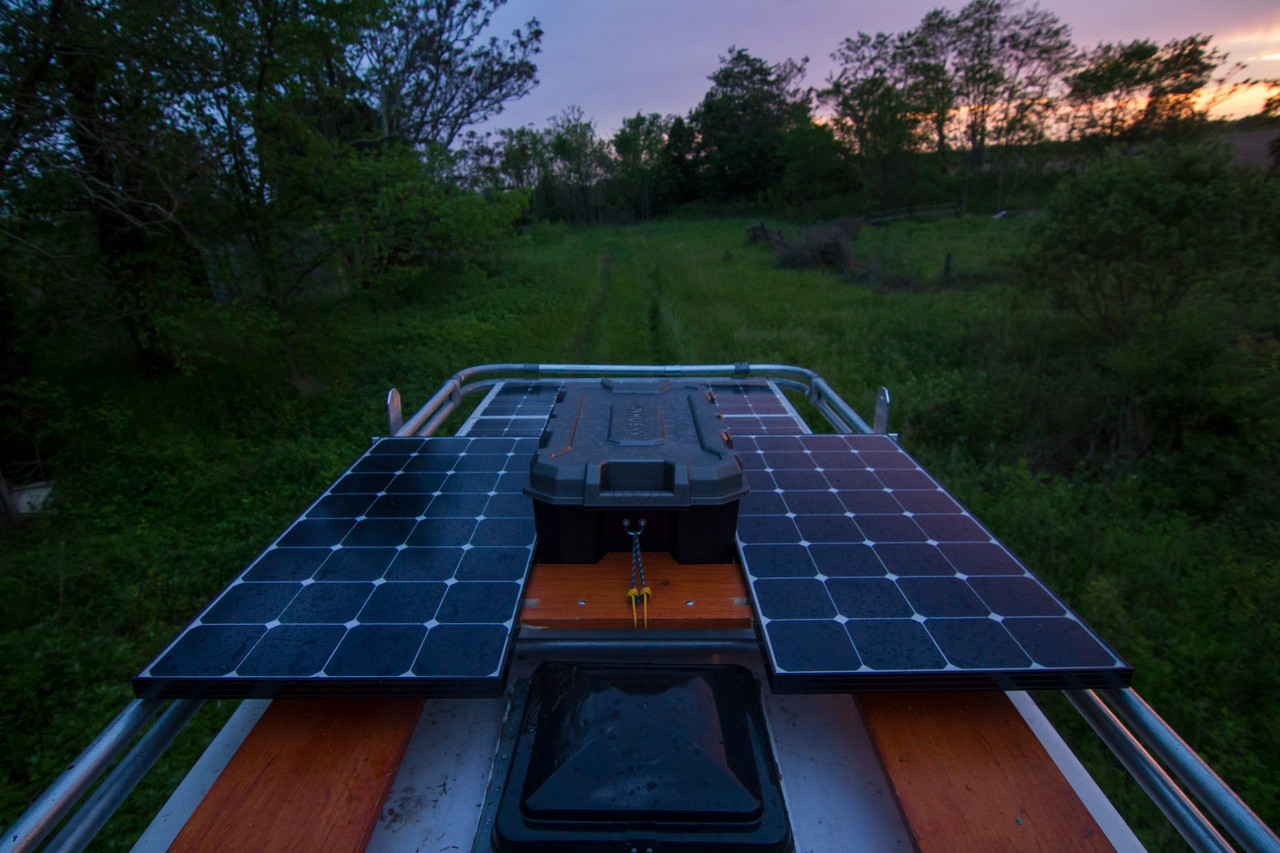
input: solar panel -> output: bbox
[457,379,809,438]
[735,433,1131,692]
[133,436,538,698]
[458,382,561,437]
[709,381,812,436]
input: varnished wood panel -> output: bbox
[520,552,752,629]
[857,691,1116,853]
[168,698,424,853]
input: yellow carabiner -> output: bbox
[639,586,652,629]
[627,587,639,629]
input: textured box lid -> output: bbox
[524,379,747,508]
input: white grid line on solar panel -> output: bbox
[459,382,559,436]
[133,436,539,698]
[709,380,811,435]
[722,415,811,436]
[733,433,1130,692]
[453,382,504,436]
[456,381,563,437]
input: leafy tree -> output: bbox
[545,106,610,222]
[1,0,215,373]
[496,125,548,191]
[1067,36,1236,149]
[1,0,541,381]
[821,1,1072,212]
[1264,82,1280,169]
[901,9,959,160]
[611,112,668,220]
[453,124,548,197]
[772,117,855,207]
[987,4,1073,207]
[655,115,697,206]
[952,0,1072,209]
[1,1,82,387]
[360,0,542,150]
[691,47,809,200]
[824,31,922,207]
[1023,143,1280,463]
[0,0,68,190]
[189,0,380,368]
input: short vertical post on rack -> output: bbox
[873,386,891,435]
[387,388,403,434]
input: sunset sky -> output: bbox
[481,0,1280,135]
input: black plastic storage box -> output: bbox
[525,379,747,564]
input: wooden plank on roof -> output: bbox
[167,697,424,853]
[519,552,752,630]
[857,690,1117,853]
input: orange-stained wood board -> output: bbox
[519,552,753,629]
[857,691,1116,853]
[167,697,425,853]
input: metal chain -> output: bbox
[622,518,649,628]
[625,518,647,590]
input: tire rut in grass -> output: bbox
[570,253,612,361]
[646,259,669,364]
[647,293,662,363]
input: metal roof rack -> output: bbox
[5,363,1277,853]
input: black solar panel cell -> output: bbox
[358,582,447,623]
[413,624,509,677]
[202,582,300,623]
[384,547,463,581]
[241,548,329,582]
[236,625,346,677]
[808,543,884,577]
[846,620,947,670]
[311,548,397,581]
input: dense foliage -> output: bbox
[0,0,539,383]
[1026,144,1280,339]
[1021,144,1280,473]
[0,0,540,485]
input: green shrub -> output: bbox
[1022,143,1280,343]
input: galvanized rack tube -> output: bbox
[392,362,880,439]
[41,699,204,853]
[1,698,202,853]
[1080,689,1280,853]
[7,363,1278,853]
[1067,689,1235,853]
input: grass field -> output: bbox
[2,215,1275,851]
